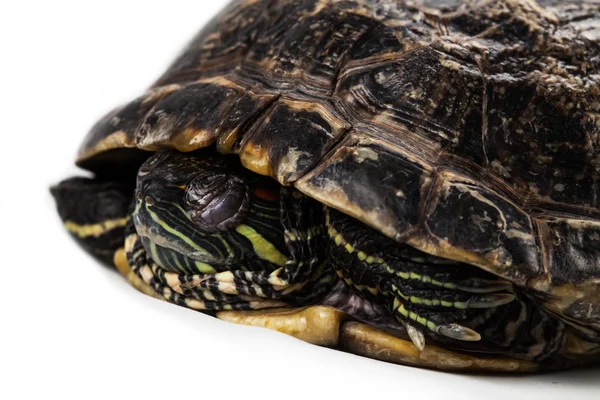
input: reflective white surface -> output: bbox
[2,1,599,399]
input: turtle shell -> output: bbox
[76,0,600,333]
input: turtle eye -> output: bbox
[184,171,250,232]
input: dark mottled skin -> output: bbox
[73,0,600,366]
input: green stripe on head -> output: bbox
[132,150,290,276]
[127,150,334,310]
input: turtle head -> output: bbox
[125,150,333,309]
[131,150,289,274]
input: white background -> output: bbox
[1,1,599,399]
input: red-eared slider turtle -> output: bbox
[52,0,600,372]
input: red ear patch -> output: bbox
[252,187,280,201]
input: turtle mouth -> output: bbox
[132,192,237,270]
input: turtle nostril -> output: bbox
[184,171,250,232]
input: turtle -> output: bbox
[51,0,600,372]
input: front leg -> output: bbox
[325,207,514,345]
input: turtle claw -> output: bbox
[437,323,481,342]
[464,293,515,308]
[454,279,512,294]
[402,321,426,351]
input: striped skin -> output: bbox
[134,185,288,275]
[53,152,572,366]
[326,207,567,362]
[53,152,567,364]
[125,151,336,311]
[63,217,128,240]
[51,177,133,265]
[62,0,600,370]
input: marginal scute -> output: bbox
[532,217,600,332]
[77,85,181,163]
[216,89,279,154]
[239,97,349,184]
[419,173,540,284]
[538,218,600,285]
[136,78,245,152]
[296,131,434,241]
[484,73,599,209]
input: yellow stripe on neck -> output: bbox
[235,224,288,267]
[64,217,128,238]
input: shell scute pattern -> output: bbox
[76,0,600,332]
[334,45,487,165]
[296,132,433,241]
[136,78,247,151]
[238,97,350,183]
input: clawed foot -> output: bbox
[326,207,515,348]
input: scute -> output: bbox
[136,78,246,151]
[296,131,434,242]
[238,97,349,184]
[75,0,600,332]
[422,173,540,283]
[152,0,274,85]
[76,85,181,168]
[335,45,487,165]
